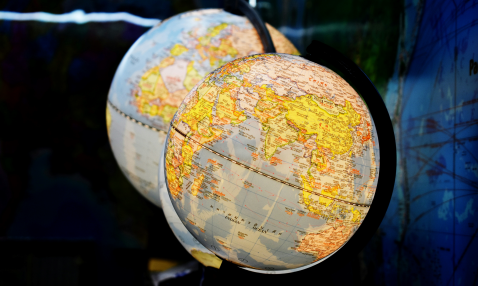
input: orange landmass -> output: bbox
[296,224,354,260]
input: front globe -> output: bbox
[164,53,380,271]
[106,9,298,207]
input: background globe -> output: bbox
[164,53,380,271]
[106,8,298,207]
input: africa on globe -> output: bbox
[164,53,379,271]
[106,9,298,207]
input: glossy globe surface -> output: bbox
[164,53,380,271]
[106,9,298,207]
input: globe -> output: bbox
[106,9,298,207]
[163,53,380,272]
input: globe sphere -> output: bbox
[106,9,298,207]
[164,53,380,271]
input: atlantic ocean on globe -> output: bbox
[106,9,298,207]
[164,53,380,272]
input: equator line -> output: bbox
[107,100,167,134]
[170,123,371,208]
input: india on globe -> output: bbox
[164,53,380,272]
[106,9,298,207]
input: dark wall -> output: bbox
[0,0,476,285]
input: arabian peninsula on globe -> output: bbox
[164,53,380,271]
[106,9,298,207]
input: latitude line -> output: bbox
[170,123,371,208]
[107,100,167,134]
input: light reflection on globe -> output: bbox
[106,9,298,207]
[164,53,380,271]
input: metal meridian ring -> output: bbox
[170,123,371,208]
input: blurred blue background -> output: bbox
[0,0,477,285]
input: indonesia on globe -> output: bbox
[164,53,380,272]
[106,9,298,207]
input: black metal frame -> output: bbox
[223,0,276,53]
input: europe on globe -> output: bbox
[106,9,298,207]
[164,53,380,271]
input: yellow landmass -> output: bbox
[208,38,238,68]
[170,43,189,56]
[141,101,151,114]
[197,82,221,102]
[197,127,223,146]
[322,184,339,197]
[190,249,222,269]
[106,106,111,136]
[310,149,327,173]
[319,184,339,207]
[301,175,312,205]
[198,23,228,47]
[181,97,214,133]
[318,196,333,208]
[223,75,242,87]
[256,98,278,111]
[252,85,287,125]
[209,38,238,59]
[351,208,361,222]
[181,143,193,176]
[263,112,298,159]
[283,95,361,156]
[254,103,282,124]
[165,140,182,198]
[301,175,335,212]
[209,23,228,37]
[139,67,160,95]
[135,56,174,118]
[149,104,159,116]
[184,61,202,91]
[159,56,175,68]
[191,173,205,196]
[216,89,247,125]
[158,105,177,122]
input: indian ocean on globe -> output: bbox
[164,53,380,272]
[106,9,298,207]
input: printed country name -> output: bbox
[252,224,269,234]
[225,215,242,224]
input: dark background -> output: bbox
[0,0,477,285]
